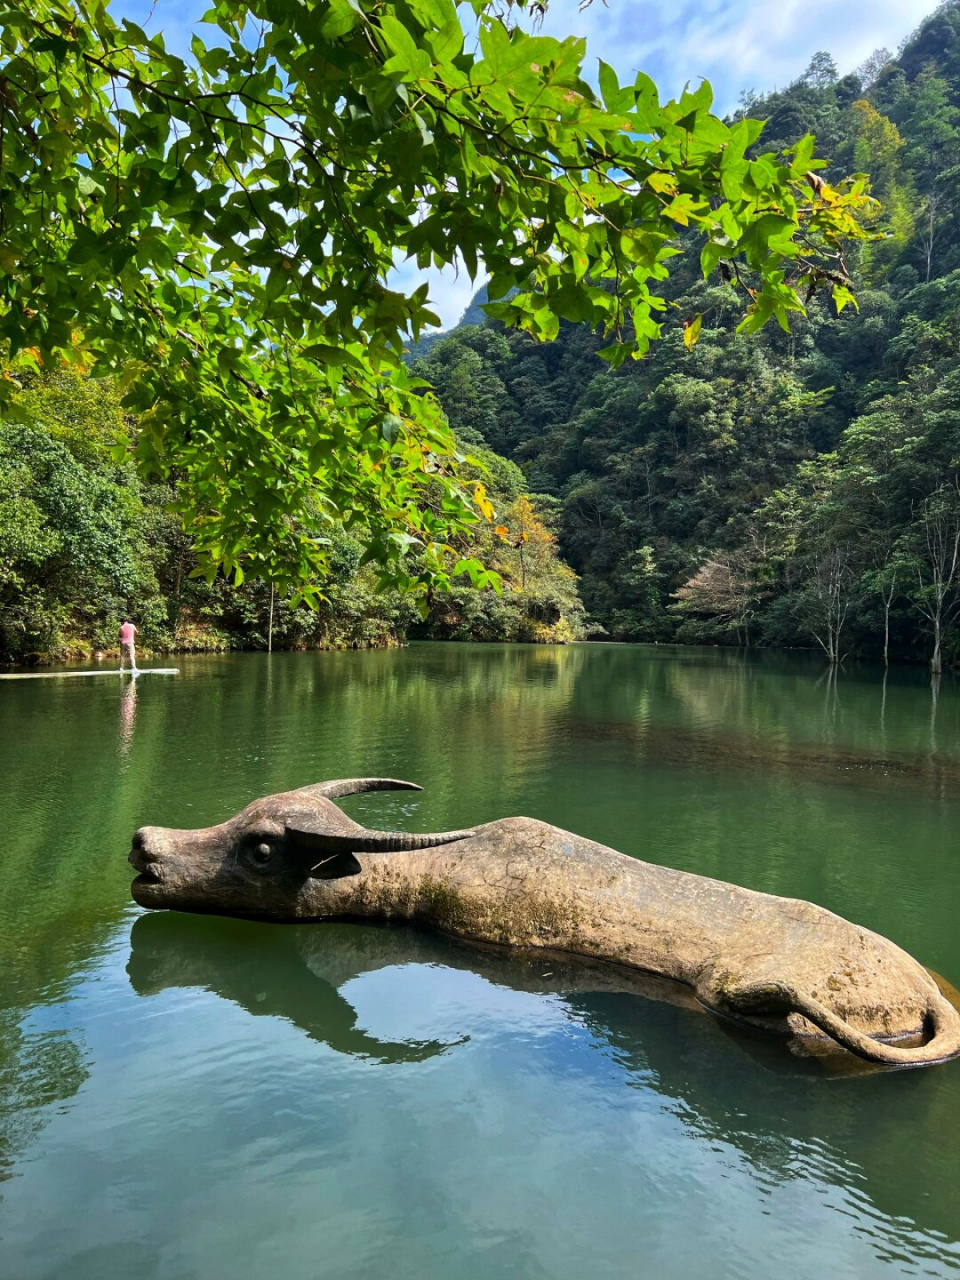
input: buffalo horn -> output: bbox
[330,828,476,852]
[286,826,476,856]
[297,778,423,800]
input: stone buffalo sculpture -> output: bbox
[129,778,960,1068]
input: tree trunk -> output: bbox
[172,549,186,631]
[883,600,891,667]
[931,618,942,676]
[926,201,935,284]
[930,672,941,752]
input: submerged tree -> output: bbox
[808,543,857,665]
[0,0,873,601]
[911,482,960,674]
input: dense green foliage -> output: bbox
[0,374,161,657]
[0,0,871,604]
[413,4,960,670]
[0,369,583,660]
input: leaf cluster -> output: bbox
[0,0,871,594]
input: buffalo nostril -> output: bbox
[129,829,160,873]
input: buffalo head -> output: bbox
[129,778,474,917]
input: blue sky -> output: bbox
[118,0,943,327]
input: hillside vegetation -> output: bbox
[0,371,583,661]
[414,3,960,670]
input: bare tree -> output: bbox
[913,481,960,675]
[570,481,605,533]
[879,569,898,668]
[672,546,764,645]
[809,544,856,665]
[863,552,902,667]
[856,47,893,88]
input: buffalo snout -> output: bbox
[130,827,180,901]
[129,822,225,907]
[129,825,179,874]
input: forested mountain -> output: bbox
[414,2,960,670]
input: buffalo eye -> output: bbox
[250,841,274,867]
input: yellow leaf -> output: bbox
[647,171,678,196]
[474,481,494,522]
[683,314,703,350]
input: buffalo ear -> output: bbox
[307,850,363,880]
[285,824,363,880]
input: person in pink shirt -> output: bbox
[119,620,139,674]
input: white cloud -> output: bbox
[390,254,489,332]
[530,0,942,110]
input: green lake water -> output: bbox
[1,642,959,1279]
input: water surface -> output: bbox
[1,644,959,1278]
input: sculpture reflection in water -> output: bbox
[127,913,463,1065]
[127,912,960,1269]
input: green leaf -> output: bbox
[700,241,725,278]
[381,413,403,445]
[320,0,361,39]
[265,267,288,304]
[302,344,360,368]
[832,283,859,315]
[30,33,69,60]
[413,111,435,147]
[77,170,105,196]
[598,60,624,112]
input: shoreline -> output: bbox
[3,636,955,675]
